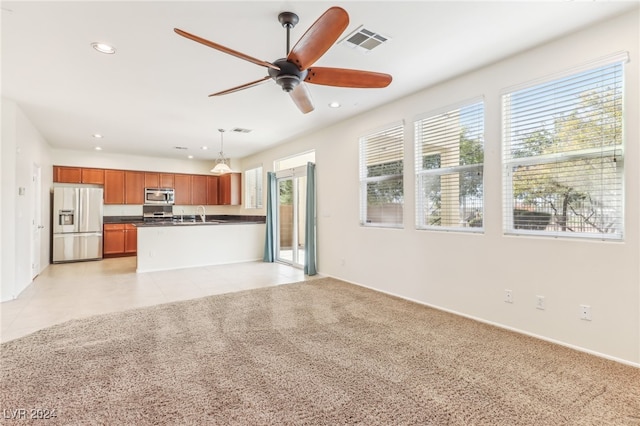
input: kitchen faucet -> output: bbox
[196,205,206,223]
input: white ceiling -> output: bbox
[2,1,636,162]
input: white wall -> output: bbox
[1,99,53,302]
[240,10,640,365]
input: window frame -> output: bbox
[501,53,627,240]
[359,121,405,228]
[244,165,263,209]
[414,97,485,233]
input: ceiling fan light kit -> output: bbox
[174,6,392,114]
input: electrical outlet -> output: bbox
[504,289,513,304]
[536,295,545,310]
[580,304,592,321]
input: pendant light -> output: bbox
[210,129,233,175]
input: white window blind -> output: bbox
[502,58,625,239]
[359,122,404,227]
[415,99,484,231]
[244,166,263,209]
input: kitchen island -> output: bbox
[135,218,265,273]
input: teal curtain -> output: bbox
[304,162,317,275]
[263,172,277,262]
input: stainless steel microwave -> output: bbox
[144,188,175,205]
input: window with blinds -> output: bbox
[244,166,263,209]
[502,54,626,239]
[359,122,404,227]
[415,99,484,231]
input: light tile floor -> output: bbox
[1,257,317,343]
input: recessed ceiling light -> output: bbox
[200,146,208,150]
[188,155,194,159]
[91,42,116,54]
[329,101,341,108]
[95,146,102,151]
[92,133,103,138]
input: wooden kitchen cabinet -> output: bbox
[207,176,219,205]
[104,170,125,204]
[174,174,191,205]
[124,224,137,254]
[55,165,230,207]
[81,168,104,184]
[53,166,81,183]
[144,172,159,189]
[191,175,208,205]
[103,224,125,255]
[125,171,145,204]
[219,172,242,205]
[54,166,104,184]
[145,172,175,189]
[159,173,175,189]
[104,223,137,257]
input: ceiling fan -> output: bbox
[174,6,392,114]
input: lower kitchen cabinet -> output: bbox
[124,224,137,254]
[103,223,137,257]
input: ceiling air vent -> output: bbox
[230,128,252,133]
[174,146,188,150]
[339,25,389,53]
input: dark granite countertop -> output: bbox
[103,216,144,224]
[104,215,265,227]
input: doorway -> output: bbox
[276,167,307,267]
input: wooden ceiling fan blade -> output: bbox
[174,28,279,71]
[209,76,272,97]
[305,67,392,88]
[290,83,314,114]
[287,7,349,71]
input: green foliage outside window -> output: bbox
[510,88,622,234]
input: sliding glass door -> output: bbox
[277,167,307,267]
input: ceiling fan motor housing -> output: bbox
[269,59,308,92]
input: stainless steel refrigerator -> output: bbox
[52,187,104,263]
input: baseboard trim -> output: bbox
[323,274,640,369]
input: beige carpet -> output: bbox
[1,277,639,425]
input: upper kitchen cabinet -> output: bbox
[54,166,104,184]
[207,176,219,205]
[104,170,125,204]
[219,173,241,206]
[144,172,175,189]
[54,166,81,183]
[174,174,191,205]
[81,168,104,184]
[160,174,175,189]
[125,171,145,204]
[191,175,208,205]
